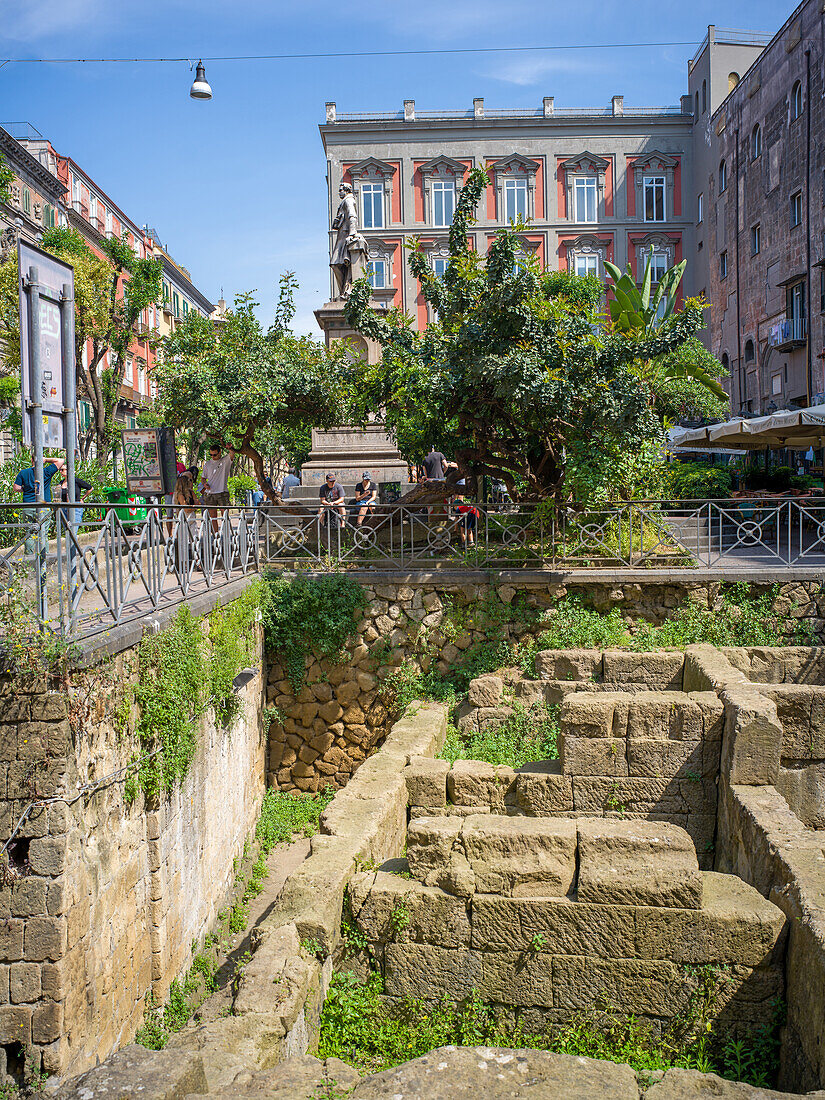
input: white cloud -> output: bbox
[486,54,604,87]
[0,0,101,42]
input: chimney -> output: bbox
[612,95,624,116]
[543,96,555,117]
[473,97,484,118]
[325,101,336,123]
[680,94,693,115]
[404,99,415,122]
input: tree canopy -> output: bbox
[156,275,349,499]
[345,166,710,501]
[0,226,162,458]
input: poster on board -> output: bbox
[122,429,164,495]
[18,241,74,450]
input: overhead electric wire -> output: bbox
[0,40,699,66]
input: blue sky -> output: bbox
[0,0,789,337]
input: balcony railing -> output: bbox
[769,317,806,348]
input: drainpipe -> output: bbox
[734,126,744,410]
[805,46,813,405]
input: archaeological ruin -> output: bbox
[2,575,825,1098]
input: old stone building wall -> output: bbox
[0,613,265,1080]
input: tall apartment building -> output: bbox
[701,0,825,413]
[320,96,697,331]
[320,13,825,418]
[9,131,214,435]
[0,125,68,255]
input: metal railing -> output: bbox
[1,498,823,641]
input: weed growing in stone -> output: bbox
[535,597,629,650]
[440,703,559,769]
[318,971,784,1087]
[261,572,366,690]
[126,582,263,803]
[390,901,410,937]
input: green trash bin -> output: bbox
[106,488,149,532]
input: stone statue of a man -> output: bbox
[330,182,369,299]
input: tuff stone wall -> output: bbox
[452,650,721,866]
[350,815,786,1038]
[265,577,825,794]
[0,614,265,1081]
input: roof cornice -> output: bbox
[0,128,66,201]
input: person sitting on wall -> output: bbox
[317,472,346,529]
[350,471,378,527]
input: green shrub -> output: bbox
[227,473,257,504]
[666,460,733,500]
[632,584,811,649]
[535,597,629,650]
[318,971,783,1087]
[440,703,559,768]
[261,572,366,690]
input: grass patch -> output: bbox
[319,971,784,1088]
[440,703,559,768]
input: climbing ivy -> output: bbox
[126,581,264,803]
[260,571,366,690]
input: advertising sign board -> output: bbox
[122,429,165,495]
[18,241,74,450]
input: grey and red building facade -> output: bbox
[320,2,824,416]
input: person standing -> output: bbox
[58,465,93,585]
[13,455,65,553]
[282,468,300,500]
[317,473,345,528]
[200,443,235,531]
[422,447,456,482]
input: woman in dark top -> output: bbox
[58,467,93,525]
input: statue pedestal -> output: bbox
[292,299,411,502]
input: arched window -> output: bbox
[745,339,754,363]
[721,352,729,373]
[791,80,803,120]
[728,72,740,93]
[719,160,727,193]
[702,80,707,113]
[751,124,761,160]
[695,90,699,117]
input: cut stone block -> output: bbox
[406,816,474,897]
[601,650,684,689]
[635,871,786,966]
[448,759,516,812]
[625,738,705,779]
[561,736,628,777]
[347,1047,640,1100]
[535,649,602,682]
[561,694,629,739]
[349,871,470,948]
[462,815,577,898]
[471,895,636,957]
[404,757,448,809]
[468,674,504,707]
[625,692,703,742]
[576,818,702,909]
[514,761,574,815]
[721,687,782,786]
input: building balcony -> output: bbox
[769,317,806,350]
[71,199,89,220]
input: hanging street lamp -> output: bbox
[189,61,212,100]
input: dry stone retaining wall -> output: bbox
[265,578,825,795]
[0,614,265,1081]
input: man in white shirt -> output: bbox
[200,442,235,530]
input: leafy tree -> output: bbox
[0,226,163,458]
[344,167,707,502]
[605,254,726,401]
[650,337,729,424]
[156,276,349,500]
